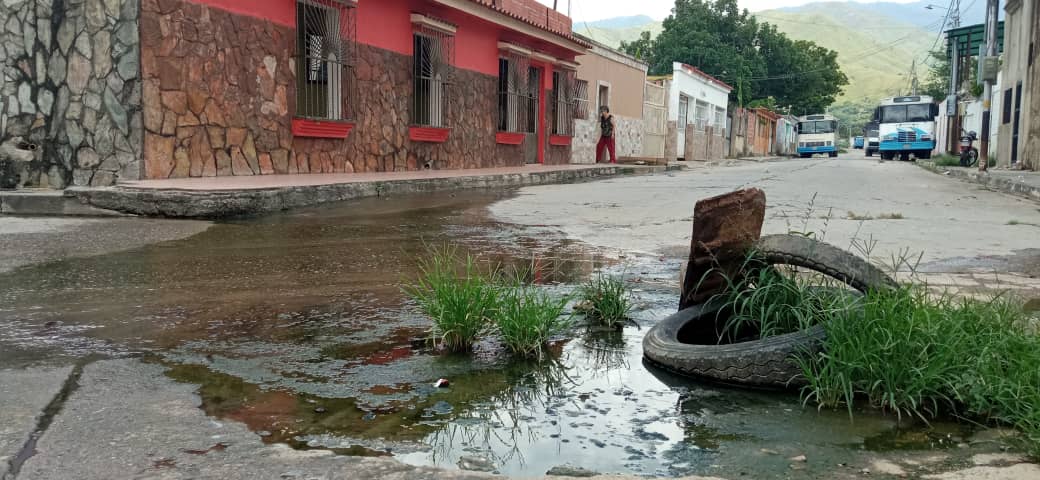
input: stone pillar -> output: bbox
[0,0,143,188]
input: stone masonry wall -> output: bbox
[572,115,642,164]
[0,0,142,188]
[141,0,518,180]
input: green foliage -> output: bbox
[405,247,500,352]
[634,0,847,113]
[717,264,856,339]
[619,31,655,61]
[577,275,632,328]
[495,284,572,359]
[933,154,961,166]
[922,50,981,100]
[407,248,578,358]
[795,286,1040,457]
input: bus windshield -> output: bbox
[798,121,837,134]
[880,104,933,123]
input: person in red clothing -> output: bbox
[595,105,617,163]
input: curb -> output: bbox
[63,166,624,219]
[917,162,1040,202]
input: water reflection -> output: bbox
[0,190,997,478]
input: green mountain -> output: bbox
[574,2,940,103]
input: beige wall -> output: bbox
[998,0,1035,168]
[575,51,646,119]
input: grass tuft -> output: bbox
[933,154,961,167]
[577,275,632,328]
[794,285,1040,457]
[495,284,572,359]
[404,246,501,352]
[877,212,904,220]
[846,211,874,221]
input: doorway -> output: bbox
[677,95,689,159]
[1012,82,1022,165]
[524,66,541,164]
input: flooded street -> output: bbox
[0,186,1020,478]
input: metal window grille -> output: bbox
[497,52,533,132]
[551,70,578,136]
[295,0,357,121]
[572,79,589,120]
[412,24,455,128]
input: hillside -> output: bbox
[574,1,947,102]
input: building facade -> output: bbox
[0,0,588,189]
[654,62,731,162]
[728,107,779,157]
[998,0,1037,169]
[571,34,649,164]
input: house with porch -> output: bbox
[0,0,589,188]
[650,63,731,162]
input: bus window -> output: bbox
[907,104,932,122]
[881,106,907,123]
[798,121,836,134]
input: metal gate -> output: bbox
[642,81,667,159]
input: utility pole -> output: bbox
[910,59,919,95]
[979,0,998,171]
[947,0,961,155]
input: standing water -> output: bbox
[0,191,992,478]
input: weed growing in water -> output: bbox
[794,286,1040,458]
[577,274,632,328]
[495,283,572,359]
[405,247,500,352]
[715,263,857,340]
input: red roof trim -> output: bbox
[679,63,734,92]
[466,0,592,49]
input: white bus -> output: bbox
[796,114,839,158]
[876,96,939,161]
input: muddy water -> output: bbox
[0,191,992,478]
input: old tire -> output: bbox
[753,234,898,293]
[645,235,896,389]
[644,299,827,389]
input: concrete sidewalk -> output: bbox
[919,162,1040,202]
[52,164,638,218]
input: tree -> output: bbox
[635,0,847,111]
[619,31,654,62]
[922,49,982,100]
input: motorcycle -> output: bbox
[959,130,979,167]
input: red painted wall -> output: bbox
[185,0,294,26]
[186,0,577,78]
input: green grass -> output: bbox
[793,286,1040,457]
[933,154,961,167]
[495,285,572,359]
[577,275,632,328]
[407,247,577,358]
[404,247,501,352]
[716,264,856,340]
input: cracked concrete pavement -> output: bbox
[491,155,1040,296]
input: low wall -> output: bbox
[572,115,643,164]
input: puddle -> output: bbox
[0,189,1004,478]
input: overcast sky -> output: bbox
[536,0,922,22]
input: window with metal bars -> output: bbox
[551,70,579,136]
[573,79,589,120]
[295,0,356,121]
[412,25,455,128]
[497,53,534,133]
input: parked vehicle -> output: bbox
[960,130,979,167]
[864,123,880,157]
[876,96,939,161]
[796,114,839,158]
[853,136,864,149]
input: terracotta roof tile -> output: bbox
[466,0,592,49]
